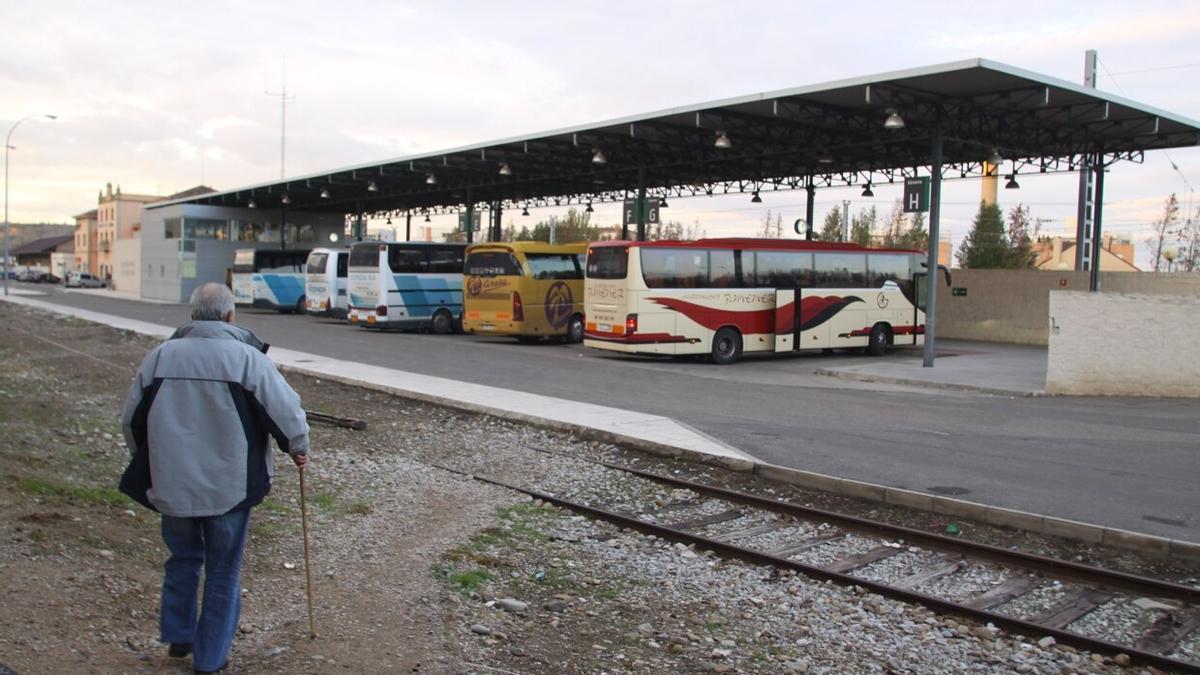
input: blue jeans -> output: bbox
[160,509,251,671]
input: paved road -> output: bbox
[15,286,1199,541]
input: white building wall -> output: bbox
[1046,291,1200,397]
[112,238,141,293]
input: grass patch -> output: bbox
[433,565,494,596]
[258,497,291,515]
[345,501,371,516]
[12,475,131,508]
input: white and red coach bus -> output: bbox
[583,238,947,365]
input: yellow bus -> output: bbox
[462,242,587,343]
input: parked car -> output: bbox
[65,272,106,288]
[17,269,48,283]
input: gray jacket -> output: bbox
[119,321,309,517]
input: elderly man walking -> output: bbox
[119,282,309,673]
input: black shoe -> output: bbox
[168,643,193,658]
[195,662,227,674]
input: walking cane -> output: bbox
[298,464,317,639]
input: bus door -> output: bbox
[797,289,832,348]
[913,272,927,346]
[773,288,797,352]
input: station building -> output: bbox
[137,198,345,302]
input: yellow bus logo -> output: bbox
[545,281,573,329]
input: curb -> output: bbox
[4,295,1193,562]
[814,367,1046,398]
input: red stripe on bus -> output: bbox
[584,331,692,344]
[649,295,862,335]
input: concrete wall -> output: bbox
[936,269,1200,345]
[112,238,141,293]
[1047,291,1200,397]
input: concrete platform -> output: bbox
[0,294,754,465]
[817,341,1049,397]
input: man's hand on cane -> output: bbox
[292,452,309,469]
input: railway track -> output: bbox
[435,450,1200,672]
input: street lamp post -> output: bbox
[4,114,57,295]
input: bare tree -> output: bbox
[1174,203,1200,272]
[757,209,783,238]
[1145,194,1179,272]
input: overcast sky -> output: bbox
[5,1,1200,266]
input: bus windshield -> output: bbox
[586,247,627,279]
[465,250,521,276]
[348,243,382,268]
[307,253,328,274]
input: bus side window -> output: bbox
[815,253,865,288]
[710,250,736,288]
[337,253,349,278]
[390,249,426,273]
[428,247,461,273]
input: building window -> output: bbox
[164,218,181,239]
[183,218,229,240]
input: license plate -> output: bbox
[480,323,495,331]
[599,323,611,332]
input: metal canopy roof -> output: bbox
[152,58,1200,215]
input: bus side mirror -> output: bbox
[938,265,952,287]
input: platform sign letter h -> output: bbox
[904,177,930,213]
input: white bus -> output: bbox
[584,238,948,365]
[346,241,466,333]
[232,248,312,313]
[304,248,350,318]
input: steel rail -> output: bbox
[565,455,1200,605]
[439,462,1198,673]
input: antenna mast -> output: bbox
[265,57,294,179]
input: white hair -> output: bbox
[190,283,235,321]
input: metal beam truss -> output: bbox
[194,76,1180,220]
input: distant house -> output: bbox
[13,234,75,277]
[1033,235,1139,272]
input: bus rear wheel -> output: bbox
[710,327,743,365]
[565,314,585,344]
[431,309,453,335]
[867,323,891,356]
[293,297,306,315]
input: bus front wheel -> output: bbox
[431,309,453,335]
[867,323,891,356]
[710,327,743,365]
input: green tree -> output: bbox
[850,206,877,247]
[817,207,844,242]
[1005,204,1040,268]
[882,201,906,247]
[900,211,929,252]
[956,202,1009,268]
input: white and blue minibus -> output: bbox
[346,241,466,333]
[232,248,312,313]
[304,248,349,318]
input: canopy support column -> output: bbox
[465,187,474,244]
[354,201,364,241]
[1090,152,1105,292]
[636,167,647,241]
[923,130,944,368]
[805,181,816,241]
[405,210,411,242]
[492,201,503,241]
